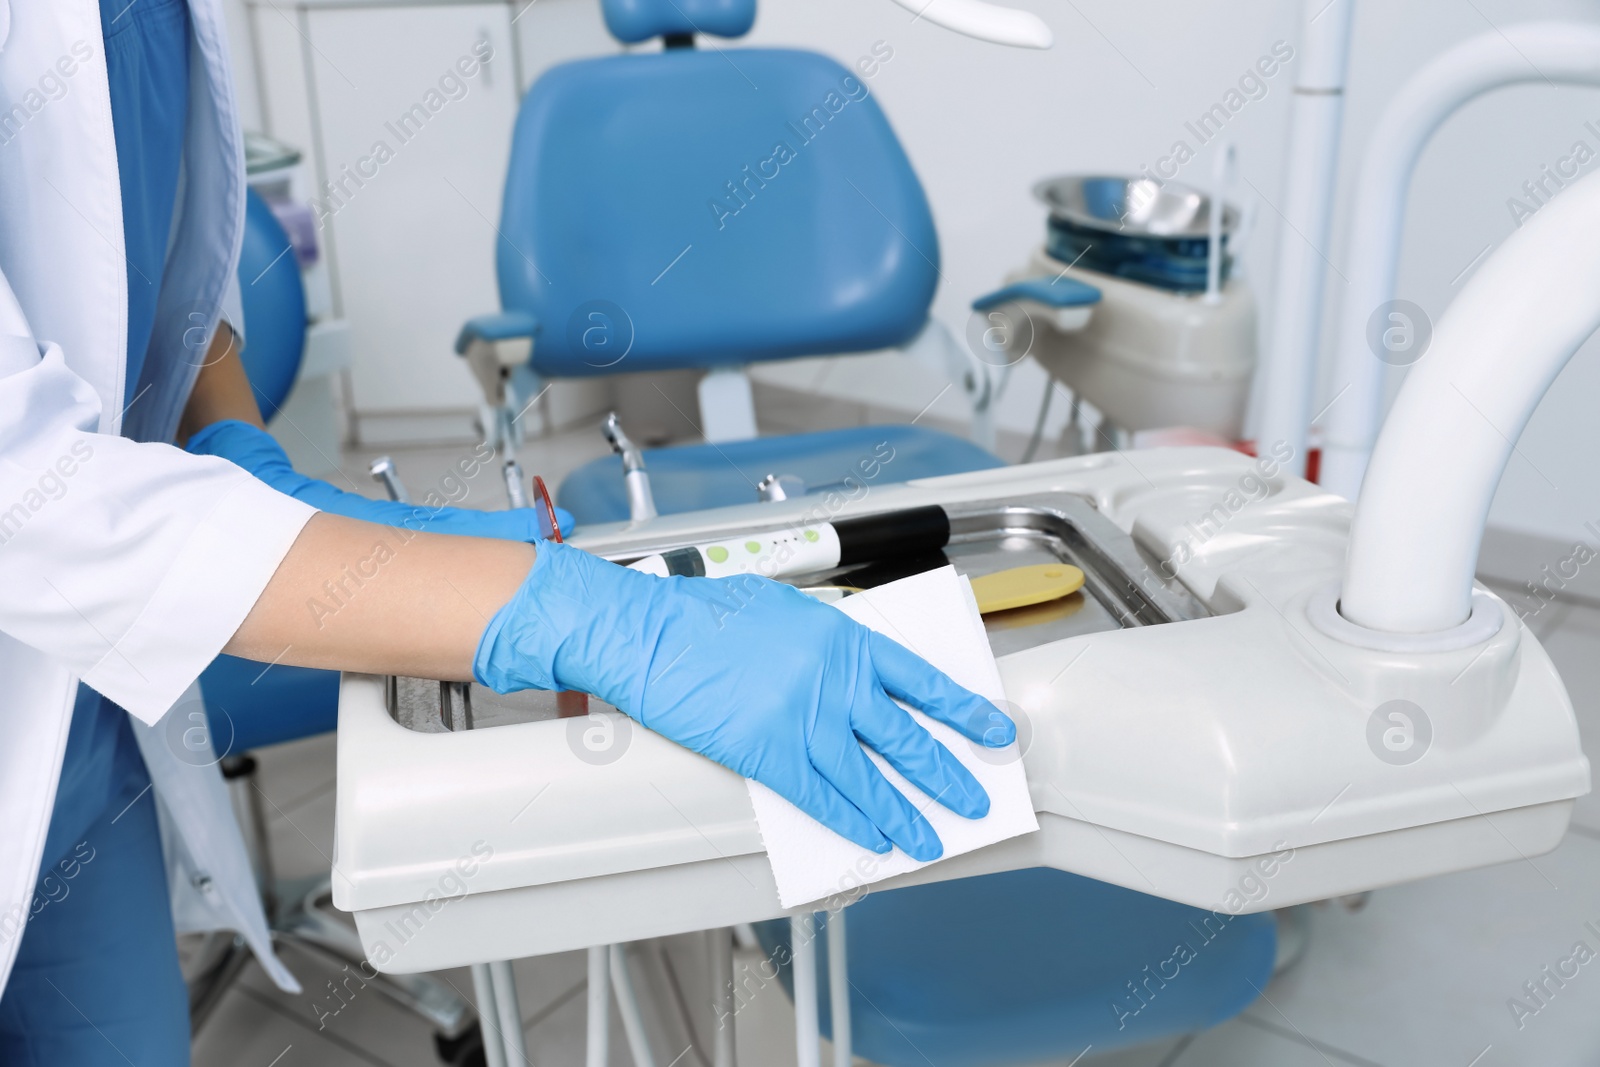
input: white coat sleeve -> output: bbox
[0,278,316,726]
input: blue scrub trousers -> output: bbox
[0,776,189,1065]
[0,0,195,1061]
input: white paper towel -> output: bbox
[748,566,1039,908]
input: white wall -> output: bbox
[226,0,1600,543]
[747,0,1600,545]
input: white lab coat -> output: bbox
[0,0,316,995]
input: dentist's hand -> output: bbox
[187,419,574,539]
[473,541,1014,860]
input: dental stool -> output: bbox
[188,189,482,1065]
[756,870,1277,1065]
[455,0,1009,526]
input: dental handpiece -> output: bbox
[368,456,410,503]
[602,412,657,522]
[628,505,951,580]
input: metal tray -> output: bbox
[387,492,1207,733]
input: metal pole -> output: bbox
[609,944,658,1067]
[791,914,821,1067]
[586,945,610,1067]
[471,963,509,1067]
[1319,23,1600,498]
[488,960,528,1066]
[826,911,851,1067]
[1251,0,1354,475]
[706,929,737,1067]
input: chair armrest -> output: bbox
[456,311,538,406]
[972,277,1101,332]
[455,310,539,355]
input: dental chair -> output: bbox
[455,0,1021,522]
[450,3,1278,1064]
[188,189,485,1066]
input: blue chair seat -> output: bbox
[200,655,340,756]
[756,868,1277,1067]
[557,424,1003,525]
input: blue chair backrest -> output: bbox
[499,45,939,377]
[236,187,307,416]
[600,0,755,43]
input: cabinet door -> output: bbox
[307,3,518,423]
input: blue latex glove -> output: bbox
[473,541,1015,860]
[187,419,574,539]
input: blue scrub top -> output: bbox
[46,0,192,867]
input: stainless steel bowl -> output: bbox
[1034,174,1238,238]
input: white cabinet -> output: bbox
[249,0,618,444]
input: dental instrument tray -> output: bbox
[387,494,1207,735]
[332,450,1589,974]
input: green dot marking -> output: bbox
[804,529,820,542]
[707,546,729,563]
[745,541,762,554]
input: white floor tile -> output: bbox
[1224,833,1600,1067]
[1172,1016,1376,1067]
[265,780,338,885]
[1073,1036,1185,1067]
[193,979,392,1067]
[235,949,461,1067]
[252,732,339,820]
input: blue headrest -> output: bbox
[601,0,755,43]
[498,48,938,377]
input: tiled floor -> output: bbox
[191,423,1600,1066]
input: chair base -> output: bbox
[754,867,1280,1067]
[187,754,476,1053]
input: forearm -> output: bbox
[225,512,536,680]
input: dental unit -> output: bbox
[330,4,1600,1067]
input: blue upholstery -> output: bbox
[557,424,1002,524]
[237,187,307,417]
[499,49,938,377]
[973,275,1102,311]
[600,0,755,43]
[199,654,341,755]
[455,309,538,354]
[756,869,1278,1067]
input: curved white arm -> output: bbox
[885,0,1052,49]
[1341,165,1600,634]
[1320,22,1600,501]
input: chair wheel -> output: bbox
[434,1022,488,1067]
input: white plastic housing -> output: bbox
[1022,251,1257,436]
[331,451,1586,973]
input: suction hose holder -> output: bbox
[1317,164,1600,648]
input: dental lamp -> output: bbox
[883,0,1052,50]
